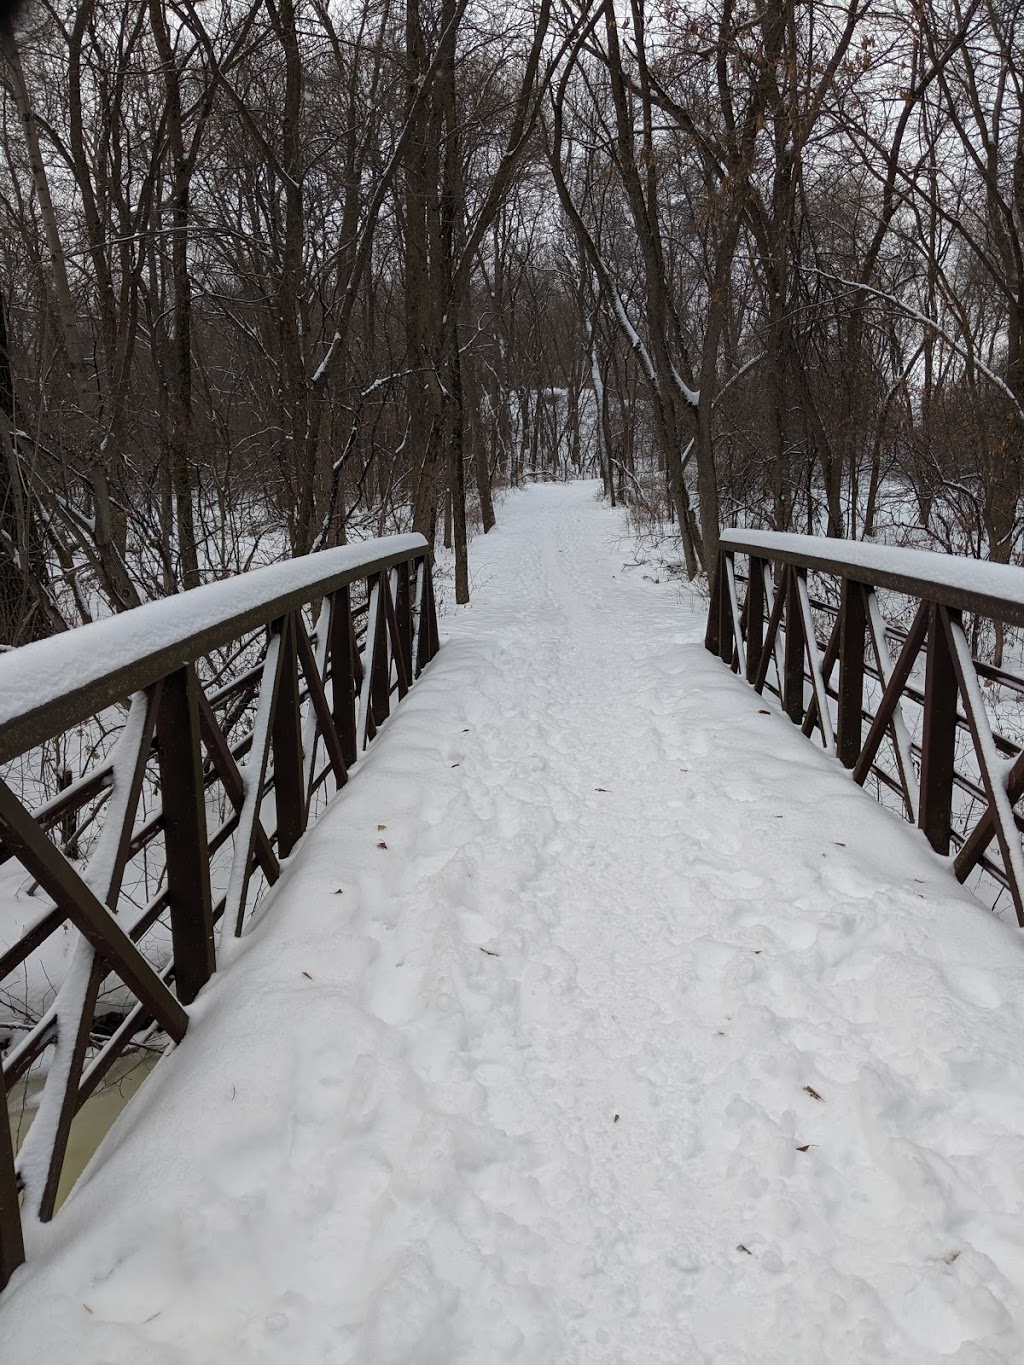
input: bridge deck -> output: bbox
[6,483,1024,1363]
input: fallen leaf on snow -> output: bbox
[803,1085,824,1102]
[377,841,388,850]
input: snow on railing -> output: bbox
[707,530,1024,931]
[0,537,440,1290]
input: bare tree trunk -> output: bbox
[464,339,496,531]
[0,282,59,643]
[150,0,201,589]
[271,0,311,553]
[2,27,139,609]
[406,0,441,539]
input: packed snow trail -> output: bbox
[5,482,1024,1364]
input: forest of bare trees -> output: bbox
[0,0,1020,644]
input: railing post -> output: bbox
[329,586,358,768]
[705,550,723,655]
[412,554,440,672]
[919,601,959,854]
[272,614,307,858]
[0,1061,25,1292]
[719,551,735,668]
[396,560,413,682]
[414,557,429,677]
[784,565,806,724]
[157,665,216,1003]
[368,572,391,726]
[837,579,867,769]
[746,556,766,684]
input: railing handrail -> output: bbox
[1,534,440,1290]
[0,533,427,765]
[720,529,1024,629]
[709,531,1024,927]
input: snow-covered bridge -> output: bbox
[4,483,1024,1363]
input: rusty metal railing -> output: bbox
[707,530,1024,925]
[0,536,439,1289]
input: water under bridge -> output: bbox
[3,482,1024,1363]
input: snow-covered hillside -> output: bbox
[3,482,1024,1364]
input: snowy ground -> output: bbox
[5,481,1024,1364]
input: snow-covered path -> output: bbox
[6,482,1024,1363]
